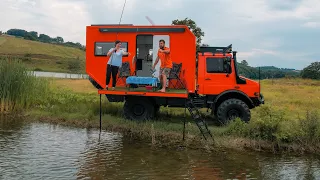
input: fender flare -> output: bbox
[210,90,254,114]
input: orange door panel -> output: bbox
[202,57,235,95]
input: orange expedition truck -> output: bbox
[86,24,264,135]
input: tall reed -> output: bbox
[0,57,49,112]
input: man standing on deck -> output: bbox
[152,39,172,92]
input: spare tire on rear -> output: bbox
[89,76,103,90]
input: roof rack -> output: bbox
[91,24,134,26]
[199,44,232,56]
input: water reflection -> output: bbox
[258,154,320,180]
[0,118,320,180]
[76,131,123,180]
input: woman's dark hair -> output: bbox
[115,40,121,46]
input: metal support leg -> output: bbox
[99,94,102,132]
[183,99,186,141]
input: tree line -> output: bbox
[3,29,85,51]
[237,58,319,80]
[237,60,301,80]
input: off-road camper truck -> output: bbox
[86,24,264,139]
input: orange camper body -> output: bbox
[86,24,196,98]
[86,24,264,124]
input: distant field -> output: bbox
[259,78,320,119]
[0,35,85,73]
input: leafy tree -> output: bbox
[0,31,2,35]
[68,57,81,73]
[24,33,37,41]
[56,36,64,43]
[301,62,320,80]
[29,31,38,38]
[52,36,64,44]
[7,29,28,37]
[172,18,205,51]
[38,34,52,43]
[241,60,248,66]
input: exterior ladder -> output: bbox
[186,97,213,141]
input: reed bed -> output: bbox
[0,57,49,112]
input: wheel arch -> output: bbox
[125,95,156,104]
[211,90,254,115]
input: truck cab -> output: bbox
[196,45,264,124]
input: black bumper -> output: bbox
[251,93,265,107]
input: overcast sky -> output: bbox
[1,0,319,69]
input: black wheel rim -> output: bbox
[227,109,241,120]
[133,104,145,116]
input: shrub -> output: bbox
[67,59,81,72]
[298,111,320,143]
[248,105,287,141]
[34,68,43,71]
[225,104,320,145]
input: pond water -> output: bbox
[1,117,320,180]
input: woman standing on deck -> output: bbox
[106,40,131,90]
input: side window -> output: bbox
[206,57,231,73]
[94,42,128,56]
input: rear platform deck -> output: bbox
[98,87,188,98]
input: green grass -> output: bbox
[258,78,320,119]
[0,35,85,73]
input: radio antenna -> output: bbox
[145,16,155,25]
[116,0,127,39]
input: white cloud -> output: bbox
[226,0,320,22]
[237,48,278,59]
[0,0,90,43]
[302,21,320,28]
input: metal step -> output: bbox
[191,99,205,107]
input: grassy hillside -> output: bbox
[0,35,85,73]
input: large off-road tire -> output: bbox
[154,105,160,117]
[89,76,103,90]
[216,98,251,125]
[123,98,155,121]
